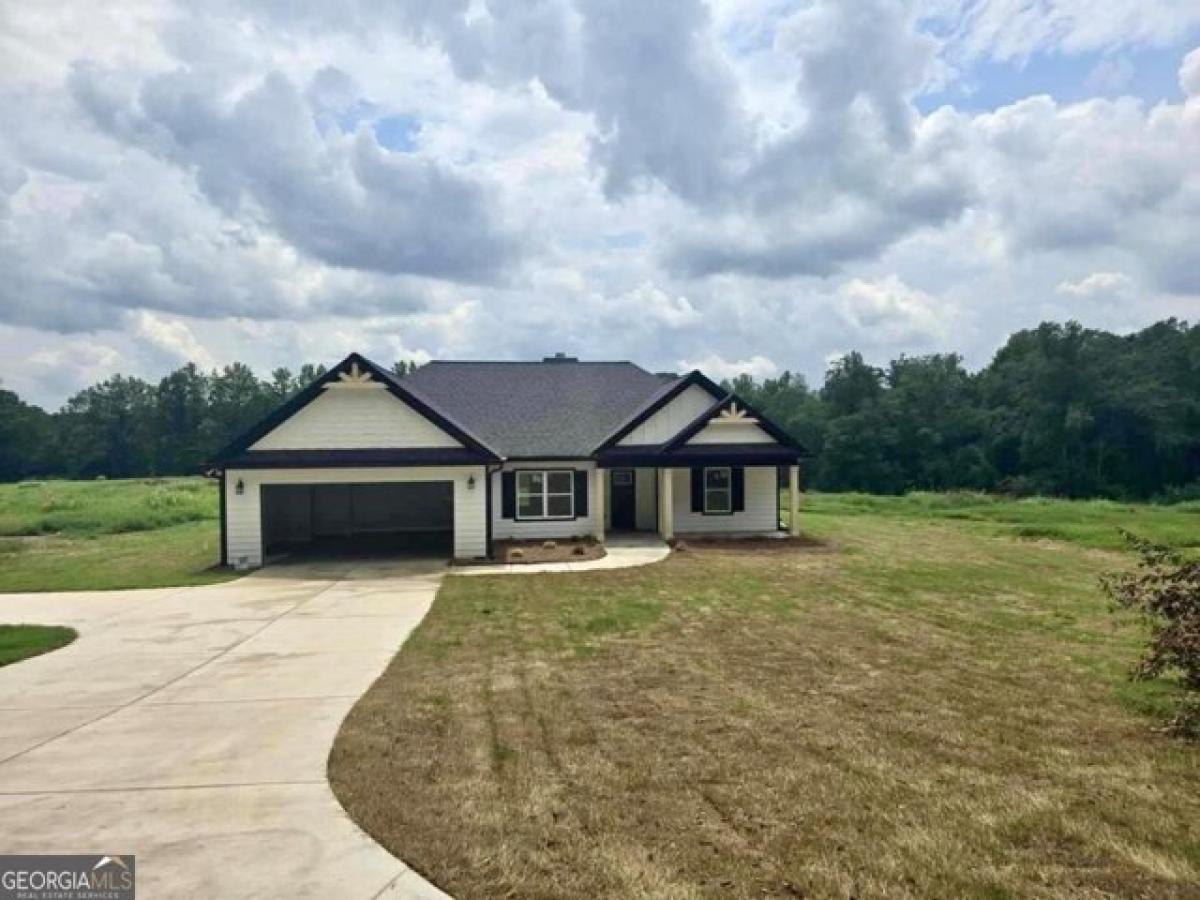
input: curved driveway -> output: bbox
[0,559,450,899]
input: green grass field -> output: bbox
[795,490,1200,552]
[0,624,77,666]
[0,478,232,592]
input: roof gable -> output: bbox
[617,383,717,446]
[251,375,462,450]
[598,370,725,449]
[683,400,778,445]
[212,354,499,464]
[662,392,806,454]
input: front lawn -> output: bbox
[330,503,1200,899]
[0,478,233,592]
[0,624,77,666]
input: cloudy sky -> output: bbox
[1,0,1198,408]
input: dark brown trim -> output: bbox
[218,470,228,567]
[597,444,803,468]
[485,463,498,559]
[504,455,594,462]
[219,448,492,468]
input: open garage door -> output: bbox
[261,481,453,558]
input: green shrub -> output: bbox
[1103,531,1200,737]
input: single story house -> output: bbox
[209,353,806,567]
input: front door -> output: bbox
[610,469,636,530]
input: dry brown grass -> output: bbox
[329,513,1200,900]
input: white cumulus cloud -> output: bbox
[0,2,1198,407]
[678,353,780,381]
[1056,271,1133,298]
[835,275,949,344]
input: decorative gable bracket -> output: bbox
[711,401,759,425]
[323,362,385,390]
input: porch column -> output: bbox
[788,464,801,537]
[592,467,606,542]
[658,467,674,541]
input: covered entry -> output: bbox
[606,468,658,532]
[261,481,453,557]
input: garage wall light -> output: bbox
[467,474,476,490]
[235,479,245,495]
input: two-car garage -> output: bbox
[213,356,497,568]
[261,481,454,558]
[222,465,489,568]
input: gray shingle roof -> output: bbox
[401,361,676,458]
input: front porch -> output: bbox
[590,463,802,544]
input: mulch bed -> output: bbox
[465,537,606,565]
[672,534,827,553]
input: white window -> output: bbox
[704,467,732,514]
[516,470,575,520]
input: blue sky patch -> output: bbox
[374,114,421,152]
[919,38,1198,114]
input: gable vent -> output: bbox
[543,352,578,363]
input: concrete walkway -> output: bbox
[0,558,451,899]
[451,534,670,576]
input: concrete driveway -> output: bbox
[0,558,450,899]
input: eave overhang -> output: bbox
[213,447,495,470]
[596,443,804,468]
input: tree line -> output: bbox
[727,320,1199,499]
[1,321,1197,499]
[0,360,419,481]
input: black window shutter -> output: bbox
[501,471,516,519]
[574,470,588,517]
[691,467,704,512]
[732,467,745,512]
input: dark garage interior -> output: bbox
[261,481,453,558]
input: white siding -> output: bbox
[491,461,596,540]
[688,421,776,444]
[251,388,461,450]
[225,466,486,567]
[671,466,779,535]
[618,385,715,446]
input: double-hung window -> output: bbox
[703,467,732,514]
[516,470,574,520]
